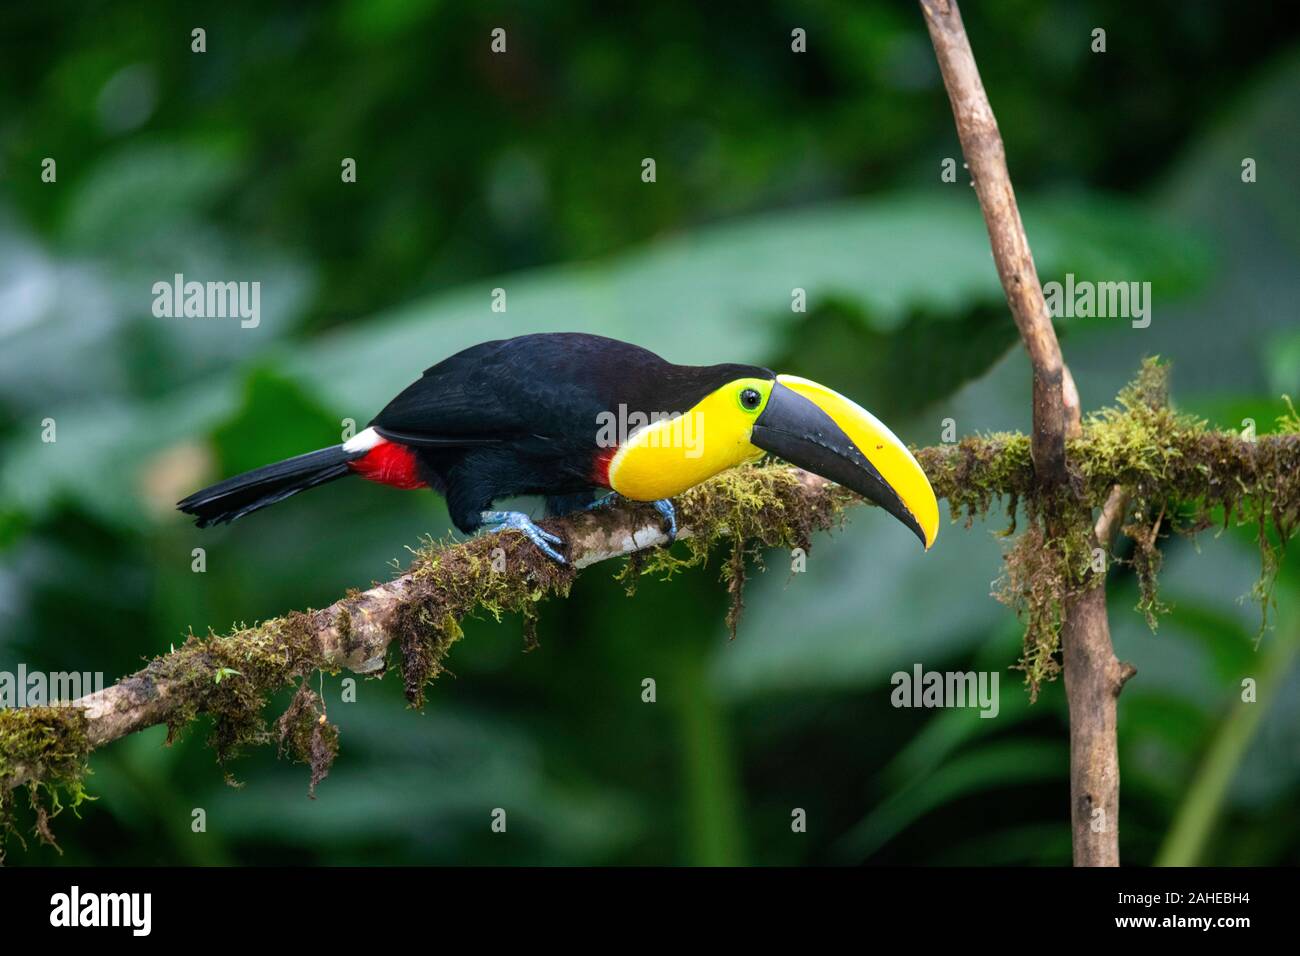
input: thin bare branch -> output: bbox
[918,0,1069,485]
[1094,486,1130,545]
[917,0,1131,866]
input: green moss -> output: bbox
[147,610,323,780]
[391,530,571,706]
[397,607,465,708]
[996,508,1098,698]
[916,432,1035,529]
[0,707,92,860]
[614,462,853,636]
[992,359,1300,694]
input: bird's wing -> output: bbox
[368,339,553,445]
[369,427,501,447]
[369,371,519,444]
[370,334,651,447]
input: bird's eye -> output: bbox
[739,387,762,410]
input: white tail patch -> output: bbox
[342,426,384,454]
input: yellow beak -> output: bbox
[749,375,939,549]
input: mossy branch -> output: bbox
[3,369,1299,856]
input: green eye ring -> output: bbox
[738,387,763,411]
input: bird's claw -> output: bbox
[575,494,675,545]
[584,495,676,543]
[652,498,678,544]
[480,511,567,564]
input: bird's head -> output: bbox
[606,371,939,550]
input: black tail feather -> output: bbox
[178,445,359,528]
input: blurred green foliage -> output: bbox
[1,1,1298,865]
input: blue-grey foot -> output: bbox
[581,492,622,512]
[480,510,567,564]
[652,498,678,544]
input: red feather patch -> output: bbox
[348,441,426,490]
[591,446,617,487]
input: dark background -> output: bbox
[1,1,1298,864]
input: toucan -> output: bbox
[178,333,939,561]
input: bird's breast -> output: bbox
[605,413,764,501]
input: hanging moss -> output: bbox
[396,607,465,708]
[915,432,1035,527]
[0,707,92,861]
[996,508,1097,698]
[993,359,1300,695]
[391,531,570,706]
[619,461,852,607]
[276,681,339,798]
[144,610,326,782]
[723,541,750,641]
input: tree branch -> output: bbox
[1,465,856,795]
[918,0,1135,865]
[919,0,1068,485]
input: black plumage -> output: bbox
[180,333,767,532]
[176,446,357,528]
[371,333,767,531]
